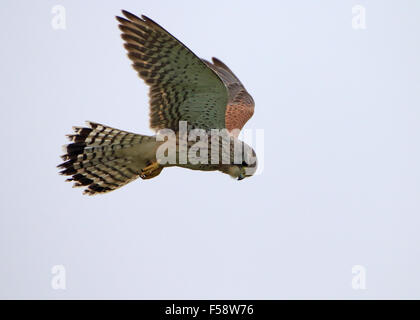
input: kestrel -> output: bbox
[58,10,257,195]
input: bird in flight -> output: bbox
[58,10,257,195]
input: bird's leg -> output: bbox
[140,161,162,180]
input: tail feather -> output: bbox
[58,121,156,195]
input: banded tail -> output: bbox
[58,122,160,195]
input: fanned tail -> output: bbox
[58,121,158,195]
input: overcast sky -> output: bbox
[1,0,419,299]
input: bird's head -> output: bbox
[224,147,257,181]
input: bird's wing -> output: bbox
[203,57,255,134]
[117,11,229,132]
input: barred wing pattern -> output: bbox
[117,11,229,132]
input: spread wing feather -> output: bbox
[117,11,229,132]
[203,57,255,134]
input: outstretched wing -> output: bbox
[203,57,255,135]
[116,11,229,132]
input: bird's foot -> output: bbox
[140,162,162,180]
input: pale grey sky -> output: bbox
[1,0,419,299]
